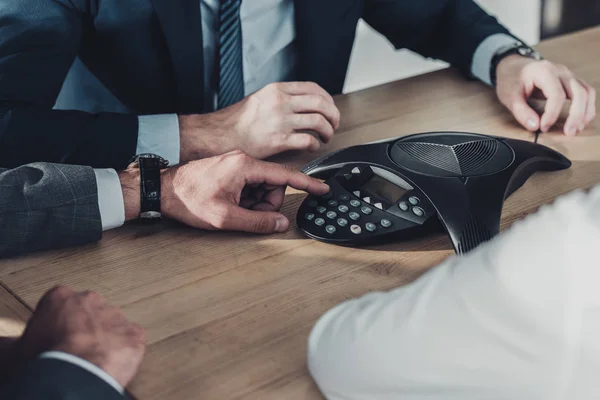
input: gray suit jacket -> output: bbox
[0,163,102,258]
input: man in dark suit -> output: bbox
[0,0,595,234]
[1,285,145,399]
[0,155,329,257]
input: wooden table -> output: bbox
[1,26,599,400]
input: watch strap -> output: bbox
[139,157,162,219]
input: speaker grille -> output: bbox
[395,142,461,174]
[395,139,499,176]
[454,140,498,175]
[457,212,492,254]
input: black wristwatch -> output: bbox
[129,154,169,220]
[490,41,543,86]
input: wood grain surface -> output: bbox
[0,26,598,400]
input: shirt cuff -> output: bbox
[471,33,518,86]
[39,351,124,395]
[137,114,180,165]
[94,169,125,231]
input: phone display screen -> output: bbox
[362,175,407,202]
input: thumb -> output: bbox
[221,206,290,234]
[508,94,541,132]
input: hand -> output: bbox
[160,150,330,233]
[496,55,596,135]
[14,286,146,388]
[179,82,341,161]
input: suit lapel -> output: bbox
[294,0,363,95]
[151,0,205,113]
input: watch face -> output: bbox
[130,153,169,167]
[138,153,161,159]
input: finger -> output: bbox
[218,206,290,234]
[290,95,341,129]
[534,71,567,132]
[283,133,321,152]
[279,81,334,105]
[251,202,280,212]
[260,187,287,210]
[561,76,588,136]
[580,80,597,125]
[508,93,541,131]
[79,290,107,307]
[35,285,74,311]
[291,114,334,143]
[244,161,329,195]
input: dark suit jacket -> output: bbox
[0,0,512,170]
[0,163,102,258]
[5,358,125,400]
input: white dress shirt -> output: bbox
[308,184,600,400]
[39,351,124,395]
[95,0,517,231]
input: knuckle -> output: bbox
[311,114,324,127]
[83,290,103,303]
[46,285,73,301]
[557,64,570,74]
[540,59,554,70]
[316,96,327,109]
[230,151,250,167]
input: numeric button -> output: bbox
[305,213,315,221]
[409,196,420,206]
[338,205,349,213]
[316,206,327,214]
[325,225,337,235]
[308,200,318,208]
[381,219,392,228]
[350,200,361,208]
[326,211,337,219]
[361,206,373,215]
[349,212,360,221]
[350,225,362,235]
[315,218,325,226]
[339,194,350,201]
[337,218,348,227]
[365,222,377,232]
[328,200,339,207]
[412,207,425,217]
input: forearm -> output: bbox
[0,163,102,258]
[364,0,516,76]
[0,105,139,170]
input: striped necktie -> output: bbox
[217,0,245,109]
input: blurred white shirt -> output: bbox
[308,184,600,400]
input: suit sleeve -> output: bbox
[362,0,518,77]
[0,163,102,258]
[0,0,138,169]
[5,357,126,400]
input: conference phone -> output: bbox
[296,132,571,254]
